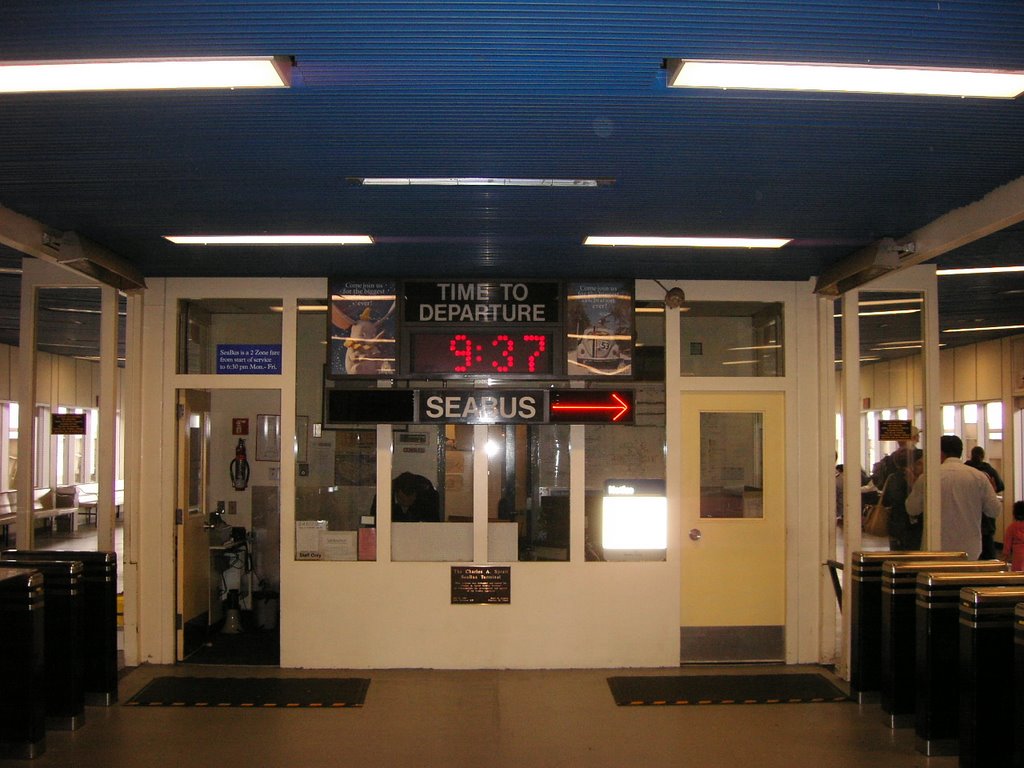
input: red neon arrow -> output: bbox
[551,392,630,421]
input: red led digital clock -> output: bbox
[408,331,554,376]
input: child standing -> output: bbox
[1004,501,1024,571]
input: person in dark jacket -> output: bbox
[885,449,922,550]
[965,446,1003,559]
[389,472,441,522]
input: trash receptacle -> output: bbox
[958,586,1024,768]
[3,549,118,705]
[0,558,86,730]
[851,550,967,701]
[881,559,1006,729]
[915,571,1024,757]
[0,567,46,759]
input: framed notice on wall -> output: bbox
[328,280,397,378]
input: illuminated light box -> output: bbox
[602,495,668,551]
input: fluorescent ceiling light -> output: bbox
[943,324,1024,334]
[668,59,1024,98]
[858,298,922,306]
[833,308,921,318]
[936,265,1024,276]
[165,235,372,245]
[585,236,790,248]
[353,177,613,187]
[0,56,292,93]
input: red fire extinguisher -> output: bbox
[230,438,250,491]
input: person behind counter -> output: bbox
[382,472,441,523]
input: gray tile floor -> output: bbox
[3,664,957,768]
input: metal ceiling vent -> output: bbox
[55,232,146,292]
[814,238,916,296]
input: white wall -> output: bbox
[135,276,830,669]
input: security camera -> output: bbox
[664,287,686,308]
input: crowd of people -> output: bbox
[840,430,1022,568]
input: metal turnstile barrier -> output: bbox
[1014,602,1024,768]
[915,571,1024,757]
[2,550,119,705]
[958,586,1024,768]
[850,550,967,701]
[1,558,86,731]
[880,559,1007,729]
[0,567,46,759]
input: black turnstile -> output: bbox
[1014,602,1024,768]
[880,560,1006,729]
[958,586,1024,768]
[2,558,86,731]
[0,567,46,759]
[915,571,1024,757]
[2,549,118,705]
[850,550,967,702]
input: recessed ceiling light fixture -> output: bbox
[0,56,292,93]
[585,236,790,248]
[667,59,1024,98]
[351,177,614,187]
[164,235,372,245]
[936,265,1024,275]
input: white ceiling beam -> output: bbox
[0,203,145,290]
[897,174,1024,266]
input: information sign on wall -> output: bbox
[216,344,282,374]
[51,413,87,435]
[451,565,511,605]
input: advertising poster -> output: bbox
[328,280,397,378]
[565,280,633,377]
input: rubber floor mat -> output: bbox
[126,676,370,708]
[607,673,848,706]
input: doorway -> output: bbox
[175,388,280,665]
[679,391,786,662]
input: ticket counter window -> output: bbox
[391,425,474,562]
[295,426,377,561]
[585,424,666,561]
[486,424,570,562]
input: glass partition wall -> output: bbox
[295,294,666,565]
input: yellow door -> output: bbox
[175,389,211,661]
[679,391,786,662]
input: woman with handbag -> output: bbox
[885,449,922,550]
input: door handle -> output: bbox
[689,528,702,541]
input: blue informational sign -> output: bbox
[216,344,283,374]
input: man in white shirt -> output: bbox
[906,434,1001,559]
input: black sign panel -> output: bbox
[419,390,546,424]
[548,389,634,424]
[403,280,561,324]
[51,413,87,435]
[325,389,415,425]
[408,329,555,377]
[878,419,914,441]
[451,566,511,605]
